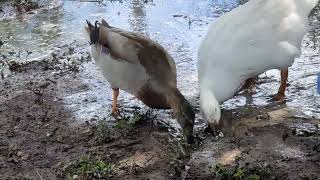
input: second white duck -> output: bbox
[198,0,319,129]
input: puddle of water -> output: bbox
[1,0,320,125]
[291,123,320,137]
[275,144,305,160]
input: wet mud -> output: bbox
[0,0,320,179]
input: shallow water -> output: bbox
[1,0,320,128]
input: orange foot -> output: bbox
[111,107,120,117]
[111,88,120,118]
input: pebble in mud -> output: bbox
[17,151,29,160]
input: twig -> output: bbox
[36,169,44,180]
[0,65,5,79]
[26,50,32,61]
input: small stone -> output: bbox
[56,161,63,167]
[218,132,224,137]
[83,128,91,134]
[21,154,30,160]
[46,132,51,137]
[17,151,24,157]
[57,137,63,142]
[17,151,29,160]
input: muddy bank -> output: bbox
[0,0,320,179]
[0,44,188,179]
[186,107,320,180]
[0,43,319,179]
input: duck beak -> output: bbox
[86,19,94,29]
[205,122,223,136]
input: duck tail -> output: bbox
[101,19,111,28]
[168,88,195,144]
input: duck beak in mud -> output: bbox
[205,122,223,136]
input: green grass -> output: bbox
[93,110,154,144]
[95,120,112,144]
[114,109,155,130]
[210,163,263,180]
[247,174,260,180]
[210,163,234,179]
[67,155,114,179]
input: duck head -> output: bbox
[174,94,195,144]
[199,86,221,132]
[85,20,99,45]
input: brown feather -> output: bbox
[97,25,176,86]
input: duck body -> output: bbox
[90,29,175,108]
[85,20,195,143]
[198,0,318,125]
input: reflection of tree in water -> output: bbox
[0,4,64,59]
[204,0,240,18]
[309,4,320,49]
[129,0,148,36]
[30,5,64,47]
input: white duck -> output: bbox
[198,0,319,129]
[85,20,195,143]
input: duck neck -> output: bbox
[199,85,221,125]
[167,88,195,143]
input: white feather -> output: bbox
[91,44,149,95]
[198,0,318,124]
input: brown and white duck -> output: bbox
[85,19,195,143]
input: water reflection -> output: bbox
[129,0,148,35]
[0,4,63,59]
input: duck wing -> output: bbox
[97,22,177,86]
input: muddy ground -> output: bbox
[1,1,320,180]
[0,43,319,180]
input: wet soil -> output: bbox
[0,44,319,180]
[0,46,185,179]
[186,107,320,180]
[1,0,320,179]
